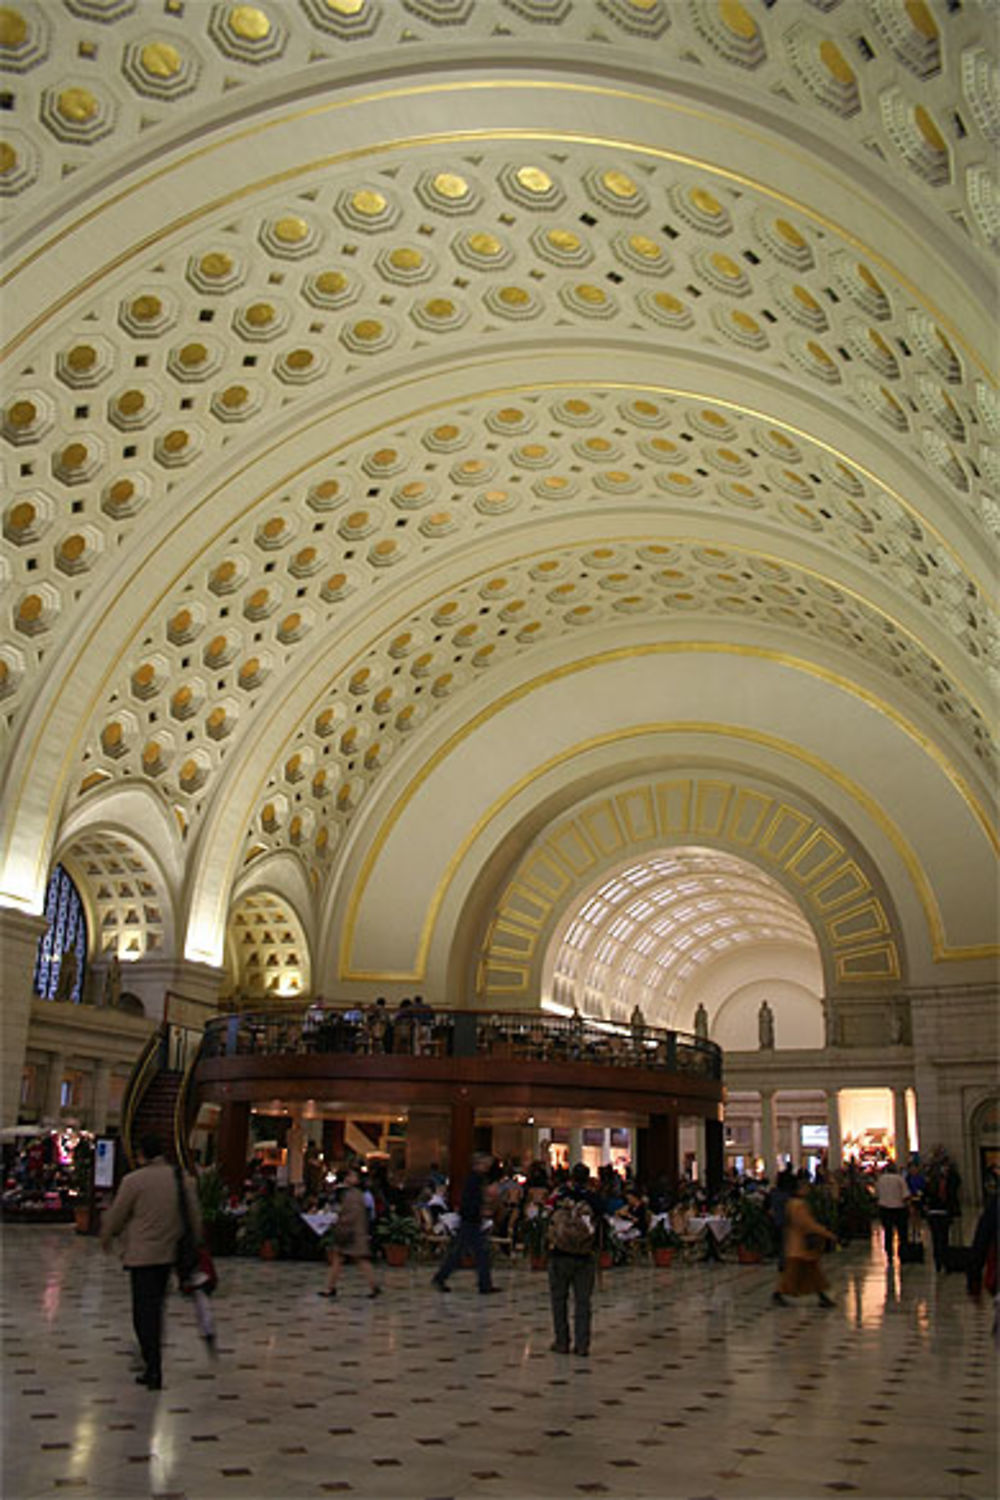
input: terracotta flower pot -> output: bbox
[652,1247,674,1267]
[259,1238,278,1260]
[736,1245,763,1264]
[598,1250,613,1270]
[530,1254,548,1271]
[384,1242,409,1267]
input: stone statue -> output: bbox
[758,999,775,1050]
[103,953,122,1008]
[693,1002,709,1040]
[889,997,910,1046]
[54,946,78,1003]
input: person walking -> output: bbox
[101,1132,201,1391]
[875,1161,910,1262]
[547,1162,605,1357]
[925,1156,961,1271]
[772,1178,837,1309]
[432,1153,499,1295]
[318,1167,381,1299]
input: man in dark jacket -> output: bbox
[101,1133,201,1390]
[548,1162,605,1357]
[432,1152,498,1294]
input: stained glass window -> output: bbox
[34,865,88,1004]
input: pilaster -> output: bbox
[0,909,47,1126]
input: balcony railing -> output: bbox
[201,1007,722,1081]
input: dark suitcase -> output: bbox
[943,1244,971,1273]
[898,1238,924,1264]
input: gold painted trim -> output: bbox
[340,692,998,984]
[3,88,991,383]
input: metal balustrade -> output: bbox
[201,1007,722,1080]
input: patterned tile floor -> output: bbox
[2,1223,995,1500]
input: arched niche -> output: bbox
[225,879,312,1006]
[54,783,182,963]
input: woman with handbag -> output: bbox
[773,1178,837,1308]
[318,1167,381,1299]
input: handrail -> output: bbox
[173,1029,208,1173]
[120,1021,167,1170]
[201,1006,722,1081]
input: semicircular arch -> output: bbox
[476,769,905,1008]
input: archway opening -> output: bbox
[542,846,823,1047]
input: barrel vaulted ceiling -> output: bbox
[1,0,996,995]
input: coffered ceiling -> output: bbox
[1,0,996,993]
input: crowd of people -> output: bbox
[88,1137,1000,1389]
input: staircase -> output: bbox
[130,1071,185,1162]
[120,1022,202,1172]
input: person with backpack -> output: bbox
[547,1161,605,1357]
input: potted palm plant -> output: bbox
[375,1209,421,1266]
[648,1216,681,1267]
[729,1193,774,1263]
[238,1188,299,1259]
[197,1167,238,1257]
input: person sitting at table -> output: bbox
[365,997,391,1054]
[393,998,415,1055]
[411,994,434,1055]
[619,1185,649,1240]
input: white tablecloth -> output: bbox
[686,1214,731,1243]
[301,1211,336,1237]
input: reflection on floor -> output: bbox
[2,1223,996,1500]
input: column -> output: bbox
[705,1118,724,1198]
[826,1089,842,1169]
[759,1088,777,1178]
[406,1106,452,1188]
[693,1117,707,1183]
[892,1087,909,1163]
[787,1115,801,1170]
[750,1114,762,1168]
[286,1116,305,1189]
[44,1051,65,1125]
[217,1100,251,1192]
[567,1126,584,1167]
[448,1097,474,1208]
[91,1059,111,1135]
[531,1123,548,1164]
[639,1113,679,1190]
[0,910,47,1127]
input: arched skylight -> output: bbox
[546,848,817,1026]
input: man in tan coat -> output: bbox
[101,1133,201,1390]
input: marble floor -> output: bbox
[2,1223,996,1500]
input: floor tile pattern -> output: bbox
[2,1225,995,1500]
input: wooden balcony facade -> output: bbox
[193,1007,725,1191]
